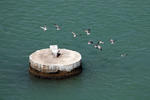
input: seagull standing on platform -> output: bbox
[40,24,47,32]
[85,29,91,35]
[72,32,77,38]
[54,24,61,30]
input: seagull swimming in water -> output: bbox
[88,40,93,45]
[98,40,104,44]
[85,29,91,35]
[40,24,47,32]
[72,32,77,38]
[110,39,115,44]
[54,24,61,30]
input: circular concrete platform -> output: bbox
[29,48,82,79]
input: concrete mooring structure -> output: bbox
[29,45,82,79]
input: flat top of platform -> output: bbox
[29,48,81,65]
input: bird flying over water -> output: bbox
[54,24,61,30]
[72,32,77,38]
[94,44,102,51]
[85,29,91,35]
[97,45,102,51]
[40,24,47,32]
[110,39,115,44]
[88,40,93,45]
[98,40,104,44]
[121,53,128,57]
[94,44,98,48]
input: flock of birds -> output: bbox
[40,24,127,57]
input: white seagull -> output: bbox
[72,32,77,38]
[94,44,102,51]
[88,40,93,45]
[97,45,102,51]
[40,24,47,32]
[110,39,115,44]
[121,53,127,57]
[54,24,61,30]
[98,40,104,44]
[85,29,91,35]
[94,44,98,48]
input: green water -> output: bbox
[0,0,150,100]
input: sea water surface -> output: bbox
[0,0,150,100]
